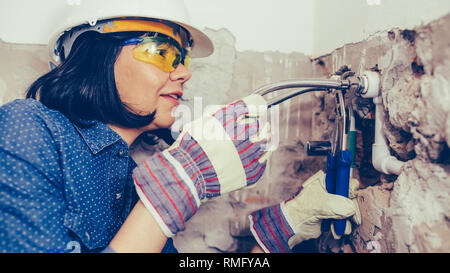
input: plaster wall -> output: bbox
[312,0,450,57]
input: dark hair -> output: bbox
[26,31,171,145]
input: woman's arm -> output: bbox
[108,200,168,253]
[250,244,265,253]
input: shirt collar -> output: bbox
[73,120,126,154]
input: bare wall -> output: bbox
[313,0,450,58]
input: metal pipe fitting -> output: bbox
[253,78,350,96]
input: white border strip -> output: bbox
[187,115,246,194]
[248,215,270,253]
[162,150,202,207]
[279,201,296,232]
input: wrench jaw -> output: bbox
[335,90,349,153]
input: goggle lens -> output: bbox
[124,36,191,72]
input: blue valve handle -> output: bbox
[333,150,353,235]
[321,152,337,232]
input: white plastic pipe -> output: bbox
[361,71,404,175]
[372,97,404,175]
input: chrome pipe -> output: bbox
[253,79,349,96]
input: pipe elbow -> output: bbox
[372,144,404,175]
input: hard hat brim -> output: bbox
[49,16,214,63]
[173,21,214,58]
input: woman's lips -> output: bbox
[160,92,182,106]
[161,95,180,105]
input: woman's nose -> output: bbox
[170,63,192,84]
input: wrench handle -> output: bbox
[333,150,353,235]
[321,152,337,232]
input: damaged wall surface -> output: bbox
[0,13,449,254]
[311,14,450,252]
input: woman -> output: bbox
[0,1,360,253]
[0,0,270,251]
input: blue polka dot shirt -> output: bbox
[0,99,177,253]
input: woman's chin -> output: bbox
[152,117,175,130]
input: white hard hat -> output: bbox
[48,0,214,64]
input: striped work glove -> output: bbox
[249,170,361,253]
[133,94,271,237]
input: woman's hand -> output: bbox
[249,171,361,253]
[132,94,272,237]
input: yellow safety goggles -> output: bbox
[122,34,191,73]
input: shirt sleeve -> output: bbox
[0,100,72,252]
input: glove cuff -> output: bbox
[249,204,296,253]
[133,149,204,237]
